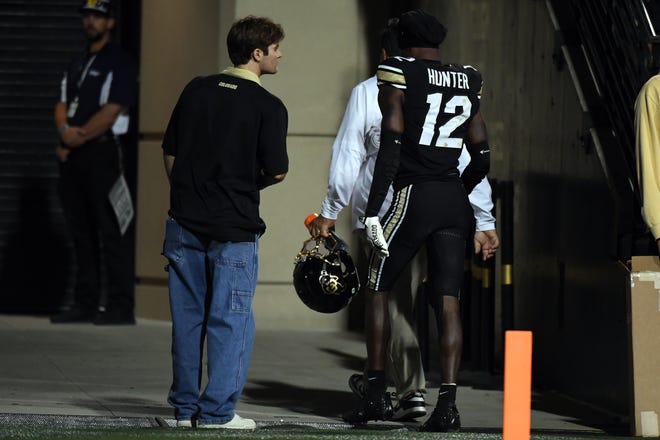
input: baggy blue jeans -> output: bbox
[162,218,257,424]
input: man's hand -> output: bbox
[54,145,70,162]
[60,125,87,148]
[474,229,499,261]
[361,216,389,258]
[307,215,335,238]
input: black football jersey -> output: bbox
[376,56,483,190]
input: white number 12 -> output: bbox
[419,93,472,148]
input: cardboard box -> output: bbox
[629,256,660,437]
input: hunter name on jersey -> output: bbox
[376,56,481,93]
[427,68,469,90]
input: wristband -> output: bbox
[58,123,69,135]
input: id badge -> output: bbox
[67,97,79,118]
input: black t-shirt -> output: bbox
[162,70,289,242]
[376,56,482,190]
[62,42,138,133]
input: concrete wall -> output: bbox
[428,0,629,415]
[135,0,369,330]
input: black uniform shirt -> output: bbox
[162,68,289,242]
[376,56,482,191]
[61,42,138,134]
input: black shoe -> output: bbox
[342,391,393,424]
[420,405,461,432]
[50,307,95,324]
[93,309,135,325]
[348,373,366,399]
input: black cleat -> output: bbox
[342,391,393,424]
[348,373,366,399]
[420,405,461,432]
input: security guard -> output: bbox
[51,0,138,325]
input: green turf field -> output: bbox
[0,425,630,440]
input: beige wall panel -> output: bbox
[135,140,169,279]
[253,284,348,330]
[217,1,236,69]
[258,135,352,283]
[135,284,170,321]
[140,0,220,133]
[226,0,368,135]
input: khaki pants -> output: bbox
[354,231,426,397]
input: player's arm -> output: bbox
[360,86,403,258]
[461,110,490,193]
[364,86,403,218]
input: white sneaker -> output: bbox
[197,413,256,430]
[392,391,427,421]
[176,420,193,428]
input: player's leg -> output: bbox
[421,228,468,432]
[418,180,472,432]
[366,185,424,375]
[344,186,422,424]
[343,283,394,424]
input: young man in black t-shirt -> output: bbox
[162,16,288,431]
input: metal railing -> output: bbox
[546,0,660,259]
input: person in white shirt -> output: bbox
[306,18,499,422]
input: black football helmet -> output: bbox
[293,232,360,313]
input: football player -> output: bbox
[309,18,498,422]
[343,9,495,432]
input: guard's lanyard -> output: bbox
[76,53,97,89]
[67,53,97,119]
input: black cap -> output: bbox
[79,0,113,16]
[398,9,447,49]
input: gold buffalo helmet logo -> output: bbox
[319,272,345,295]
